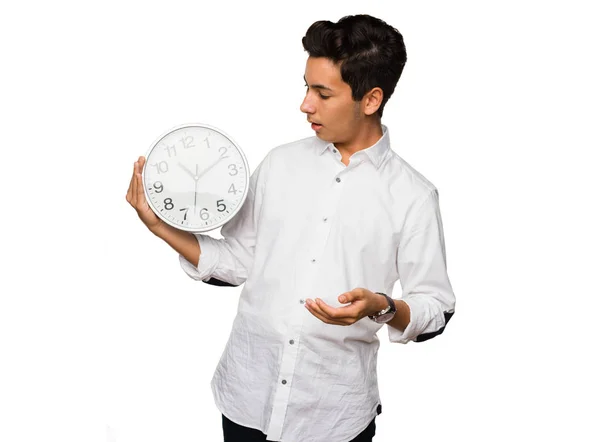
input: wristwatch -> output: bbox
[368,292,397,324]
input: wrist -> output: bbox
[373,291,389,313]
[368,292,397,324]
[149,220,167,237]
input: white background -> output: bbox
[1,1,599,441]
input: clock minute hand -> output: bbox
[196,156,224,181]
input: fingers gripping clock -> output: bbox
[142,123,250,233]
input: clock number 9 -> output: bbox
[153,182,163,193]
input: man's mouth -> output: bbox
[310,121,323,131]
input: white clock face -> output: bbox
[142,124,249,233]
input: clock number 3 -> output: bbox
[228,164,238,176]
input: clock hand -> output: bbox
[196,156,224,181]
[177,162,198,181]
[194,179,198,213]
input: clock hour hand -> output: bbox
[177,162,198,181]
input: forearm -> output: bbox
[151,222,201,267]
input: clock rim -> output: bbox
[141,122,250,233]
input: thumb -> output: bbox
[338,289,360,304]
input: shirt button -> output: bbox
[311,259,316,263]
[323,217,328,222]
[299,299,305,304]
[336,177,341,183]
[282,380,287,385]
[289,339,295,345]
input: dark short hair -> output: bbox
[302,14,407,117]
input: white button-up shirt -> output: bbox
[180,126,456,442]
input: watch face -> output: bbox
[142,123,249,233]
[375,312,396,324]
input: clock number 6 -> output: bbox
[200,208,209,221]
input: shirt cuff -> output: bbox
[178,234,220,282]
[387,296,445,344]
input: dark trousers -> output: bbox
[222,414,376,442]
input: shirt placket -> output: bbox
[265,156,348,441]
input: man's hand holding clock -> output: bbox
[126,156,163,233]
[127,124,250,234]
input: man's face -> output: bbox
[300,56,362,145]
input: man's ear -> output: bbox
[362,87,384,116]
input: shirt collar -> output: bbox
[316,125,391,169]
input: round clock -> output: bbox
[142,123,250,233]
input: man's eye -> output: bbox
[319,94,330,100]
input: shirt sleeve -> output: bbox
[388,189,456,344]
[179,151,270,286]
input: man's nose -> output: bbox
[300,95,315,114]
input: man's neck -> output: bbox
[334,119,383,159]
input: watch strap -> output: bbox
[368,292,396,321]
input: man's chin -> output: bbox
[315,131,331,141]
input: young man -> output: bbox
[126,14,455,442]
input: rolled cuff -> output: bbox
[179,234,220,282]
[387,296,447,344]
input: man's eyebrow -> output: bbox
[304,76,333,91]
